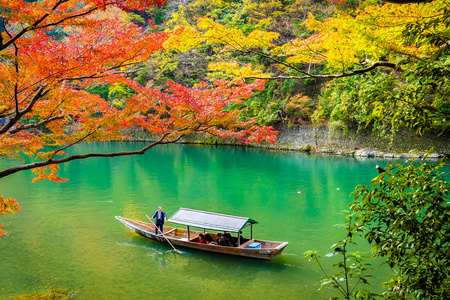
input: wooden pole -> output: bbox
[146,215,181,254]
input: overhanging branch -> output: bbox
[8,116,64,134]
[0,134,169,179]
[246,61,400,81]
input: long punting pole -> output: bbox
[145,215,181,254]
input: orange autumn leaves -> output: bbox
[0,196,21,236]
[0,1,278,182]
[0,0,280,235]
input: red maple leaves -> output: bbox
[0,0,278,235]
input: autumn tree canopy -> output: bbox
[0,0,278,235]
[161,0,449,134]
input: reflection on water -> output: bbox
[0,143,416,299]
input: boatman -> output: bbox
[152,206,167,235]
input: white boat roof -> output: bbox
[168,208,258,232]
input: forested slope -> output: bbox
[107,0,449,139]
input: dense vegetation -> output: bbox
[118,0,449,137]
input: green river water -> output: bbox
[0,143,409,299]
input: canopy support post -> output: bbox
[238,231,241,247]
[187,226,190,240]
[251,224,253,240]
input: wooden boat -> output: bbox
[116,208,288,260]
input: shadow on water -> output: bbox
[121,232,310,276]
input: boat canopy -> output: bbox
[168,208,258,232]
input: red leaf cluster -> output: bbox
[0,0,278,235]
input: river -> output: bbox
[0,143,407,299]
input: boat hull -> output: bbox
[116,216,288,260]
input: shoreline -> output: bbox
[121,125,449,160]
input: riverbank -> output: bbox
[272,125,449,159]
[123,125,450,159]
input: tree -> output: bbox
[163,0,450,134]
[0,0,278,235]
[348,158,450,298]
[305,157,450,299]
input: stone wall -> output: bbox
[272,125,450,158]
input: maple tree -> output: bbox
[0,0,278,235]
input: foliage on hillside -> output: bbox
[139,0,449,134]
[129,0,333,125]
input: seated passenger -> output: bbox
[199,233,207,244]
[223,232,234,247]
[216,233,226,246]
[205,233,213,243]
[223,231,231,247]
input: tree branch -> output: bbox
[35,8,99,30]
[8,116,64,134]
[0,1,98,51]
[0,85,48,135]
[0,134,169,179]
[245,61,400,81]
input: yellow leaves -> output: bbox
[164,17,279,53]
[163,26,203,52]
[304,12,321,31]
[283,12,377,69]
[198,17,279,49]
[163,17,279,79]
[273,34,326,65]
[275,2,443,72]
[208,62,269,81]
[240,0,289,30]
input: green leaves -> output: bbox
[349,157,450,299]
[305,220,376,299]
[308,157,449,299]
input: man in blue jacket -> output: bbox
[152,206,167,235]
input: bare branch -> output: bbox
[8,116,64,134]
[0,135,169,179]
[52,130,99,158]
[246,61,400,81]
[35,7,99,30]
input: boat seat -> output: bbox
[239,239,254,248]
[164,228,177,235]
